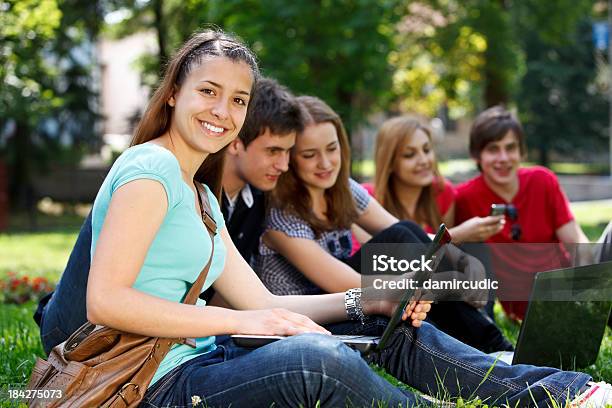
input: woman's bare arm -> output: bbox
[355,199,398,235]
[87,179,329,338]
[214,229,429,326]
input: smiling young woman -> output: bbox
[371,116,450,234]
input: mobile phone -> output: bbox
[490,204,507,216]
[377,223,452,350]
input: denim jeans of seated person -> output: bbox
[140,321,590,408]
[37,212,93,354]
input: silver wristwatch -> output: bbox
[345,288,365,324]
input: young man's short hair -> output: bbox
[469,106,526,160]
[238,77,305,147]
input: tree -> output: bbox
[220,0,401,132]
[391,0,522,117]
[106,0,402,133]
[390,0,606,169]
[391,1,488,117]
[516,15,608,166]
[0,0,104,210]
[0,0,63,209]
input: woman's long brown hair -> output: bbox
[271,96,357,236]
[130,28,259,199]
[374,116,443,228]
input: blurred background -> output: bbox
[2,0,612,388]
[2,0,612,255]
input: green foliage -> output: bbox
[516,13,608,165]
[391,0,523,117]
[222,0,401,130]
[469,0,523,107]
[0,0,63,126]
[391,3,487,117]
[105,0,402,132]
[389,0,606,154]
[0,302,45,386]
[513,0,593,46]
[0,0,103,208]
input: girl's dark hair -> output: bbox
[271,96,357,236]
[131,28,260,198]
[237,77,305,147]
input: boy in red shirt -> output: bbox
[455,106,589,320]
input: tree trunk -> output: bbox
[11,121,37,228]
[483,0,511,107]
[483,62,509,107]
[153,0,167,75]
[538,143,550,167]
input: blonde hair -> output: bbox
[374,115,443,227]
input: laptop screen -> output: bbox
[513,261,612,369]
[377,224,452,350]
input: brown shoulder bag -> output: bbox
[27,182,217,408]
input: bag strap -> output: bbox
[182,182,217,305]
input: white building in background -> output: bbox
[95,31,157,162]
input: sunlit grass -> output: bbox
[0,231,78,280]
[571,201,612,229]
[0,204,610,406]
[352,159,610,179]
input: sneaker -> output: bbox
[571,381,612,408]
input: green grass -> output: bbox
[569,200,612,242]
[352,159,610,179]
[492,303,612,381]
[0,230,79,280]
[570,201,612,229]
[0,207,611,406]
[0,303,43,386]
[0,303,44,407]
[545,162,610,175]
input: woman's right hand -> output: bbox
[450,215,504,243]
[234,308,331,336]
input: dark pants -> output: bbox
[345,220,513,353]
[35,212,93,354]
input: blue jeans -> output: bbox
[345,220,513,353]
[141,321,590,408]
[38,212,93,354]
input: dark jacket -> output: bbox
[221,186,266,266]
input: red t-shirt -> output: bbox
[351,178,456,253]
[454,166,574,320]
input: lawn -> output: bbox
[0,206,611,406]
[352,159,611,179]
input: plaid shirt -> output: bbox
[255,179,370,295]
